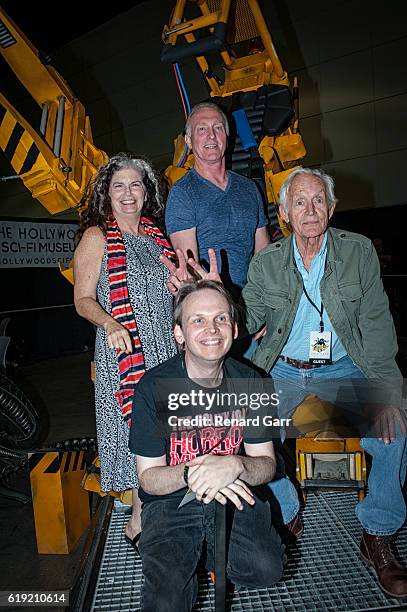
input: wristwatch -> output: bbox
[183,464,189,485]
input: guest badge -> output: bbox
[309,330,332,365]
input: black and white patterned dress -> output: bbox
[95,234,176,492]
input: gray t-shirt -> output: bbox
[165,169,267,293]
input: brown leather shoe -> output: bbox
[360,530,407,598]
[286,513,304,540]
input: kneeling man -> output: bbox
[129,280,284,612]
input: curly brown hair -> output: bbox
[76,153,164,242]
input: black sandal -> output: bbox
[125,532,141,555]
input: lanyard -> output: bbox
[196,428,229,456]
[303,285,324,333]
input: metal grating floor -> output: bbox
[91,492,407,611]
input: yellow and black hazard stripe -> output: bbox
[62,450,87,472]
[0,101,40,175]
[29,451,87,475]
[29,452,62,474]
[0,17,17,49]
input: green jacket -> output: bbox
[242,227,401,380]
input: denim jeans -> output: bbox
[139,492,284,612]
[268,356,407,535]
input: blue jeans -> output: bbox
[268,356,407,535]
[139,493,284,612]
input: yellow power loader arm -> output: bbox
[161,0,307,234]
[0,9,107,217]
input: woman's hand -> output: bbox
[104,319,133,353]
[160,248,221,295]
[160,249,193,294]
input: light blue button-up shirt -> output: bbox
[282,234,347,362]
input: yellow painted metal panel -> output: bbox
[10,129,35,175]
[355,452,362,480]
[0,112,16,149]
[29,451,90,555]
[299,452,306,481]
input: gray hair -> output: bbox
[106,154,162,208]
[279,167,338,212]
[77,152,163,241]
[184,102,229,137]
[173,280,237,329]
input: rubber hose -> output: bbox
[0,374,41,449]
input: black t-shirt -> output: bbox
[129,353,277,503]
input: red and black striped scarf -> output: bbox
[106,215,175,424]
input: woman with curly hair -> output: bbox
[74,153,176,547]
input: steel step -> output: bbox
[90,491,407,611]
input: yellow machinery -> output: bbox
[0,8,108,284]
[161,0,306,234]
[29,450,91,554]
[293,397,366,501]
[296,436,366,502]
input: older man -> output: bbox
[165,102,270,299]
[242,167,407,597]
[130,280,283,612]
